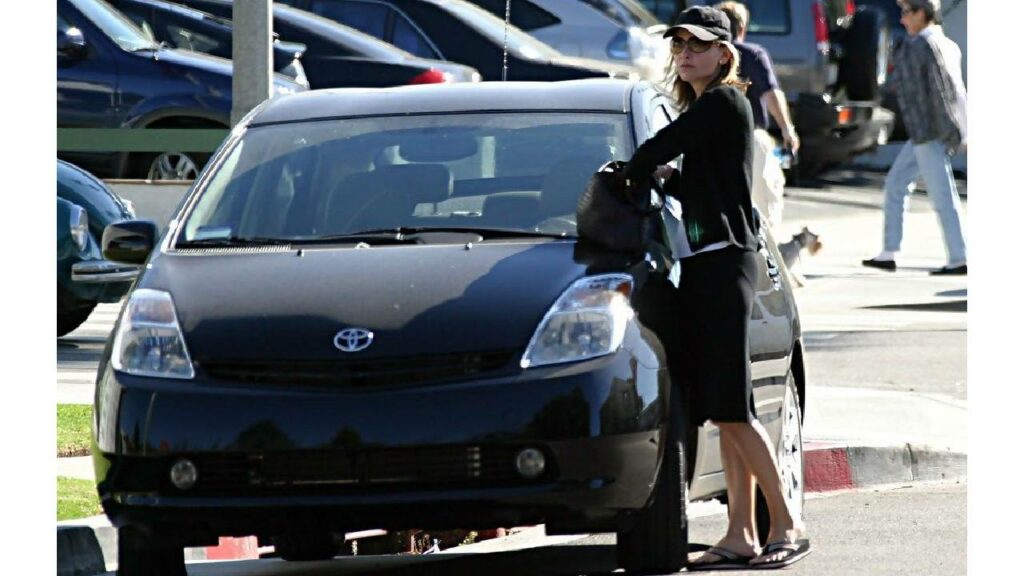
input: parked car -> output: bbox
[57,160,138,337]
[685,0,895,175]
[175,0,481,88]
[637,0,683,22]
[275,0,640,81]
[463,0,666,79]
[57,0,304,180]
[107,0,309,87]
[93,79,806,575]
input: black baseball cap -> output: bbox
[662,6,733,42]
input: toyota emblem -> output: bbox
[334,328,374,352]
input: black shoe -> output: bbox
[862,258,896,271]
[930,264,967,276]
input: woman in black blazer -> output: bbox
[625,7,809,570]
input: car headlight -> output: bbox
[520,274,634,369]
[70,205,88,251]
[111,289,195,379]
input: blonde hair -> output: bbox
[663,41,749,110]
[715,1,750,37]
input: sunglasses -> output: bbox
[669,36,717,55]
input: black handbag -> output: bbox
[576,161,664,253]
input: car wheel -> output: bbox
[839,7,890,101]
[273,532,341,561]
[58,303,96,337]
[754,370,805,545]
[116,526,186,576]
[133,151,209,181]
[616,387,688,574]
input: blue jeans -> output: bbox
[883,140,967,266]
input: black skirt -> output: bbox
[679,246,759,424]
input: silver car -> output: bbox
[468,0,670,80]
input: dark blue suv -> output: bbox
[57,0,304,180]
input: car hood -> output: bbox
[142,241,596,363]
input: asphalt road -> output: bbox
[89,481,965,575]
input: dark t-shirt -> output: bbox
[736,41,779,130]
[625,85,757,253]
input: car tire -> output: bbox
[839,7,891,102]
[58,303,96,337]
[116,526,186,576]
[273,533,341,561]
[754,370,805,546]
[615,387,688,574]
[132,151,210,181]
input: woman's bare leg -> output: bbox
[689,428,760,564]
[716,420,805,564]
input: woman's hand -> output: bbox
[653,164,676,182]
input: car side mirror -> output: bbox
[103,220,159,265]
[58,27,87,60]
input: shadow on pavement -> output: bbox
[862,300,967,313]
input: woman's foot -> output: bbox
[688,535,760,568]
[748,538,812,569]
[750,523,807,567]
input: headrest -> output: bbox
[344,164,453,204]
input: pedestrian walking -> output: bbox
[714,1,800,232]
[862,0,967,275]
[624,6,810,570]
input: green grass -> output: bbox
[57,404,92,457]
[57,477,102,521]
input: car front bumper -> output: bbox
[94,344,670,542]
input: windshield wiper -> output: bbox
[176,236,293,248]
[391,226,573,240]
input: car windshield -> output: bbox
[179,112,630,244]
[69,0,160,52]
[440,0,563,61]
[277,5,410,62]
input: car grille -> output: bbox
[200,351,516,388]
[143,445,546,495]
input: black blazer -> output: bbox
[625,84,758,253]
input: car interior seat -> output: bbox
[322,164,454,233]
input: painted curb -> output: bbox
[805,444,966,493]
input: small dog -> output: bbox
[778,227,822,286]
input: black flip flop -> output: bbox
[749,539,811,569]
[686,546,757,571]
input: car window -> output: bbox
[438,1,562,61]
[165,22,221,53]
[611,0,662,28]
[67,0,159,51]
[580,0,629,27]
[181,113,631,241]
[742,0,791,35]
[311,0,389,40]
[392,15,436,58]
[469,0,561,32]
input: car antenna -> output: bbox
[502,0,511,81]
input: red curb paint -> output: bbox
[804,447,855,492]
[205,536,259,560]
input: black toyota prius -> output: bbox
[94,79,807,575]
